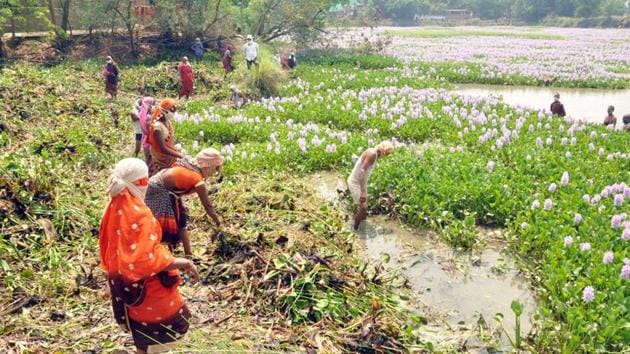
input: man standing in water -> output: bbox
[604,106,617,128]
[623,114,630,131]
[347,141,394,230]
[550,93,566,117]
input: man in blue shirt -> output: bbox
[191,38,204,62]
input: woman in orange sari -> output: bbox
[145,149,223,256]
[99,158,199,354]
[148,98,183,175]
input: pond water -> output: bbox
[308,172,537,351]
[452,84,630,125]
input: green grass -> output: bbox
[387,28,565,40]
[606,65,630,74]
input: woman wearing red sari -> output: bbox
[222,45,233,75]
[178,57,194,99]
[99,158,199,354]
[148,98,183,176]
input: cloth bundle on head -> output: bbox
[196,148,223,168]
[376,141,395,155]
[107,158,148,200]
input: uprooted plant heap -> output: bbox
[0,60,425,352]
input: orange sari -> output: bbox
[99,188,189,350]
[148,98,178,175]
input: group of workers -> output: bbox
[550,93,630,130]
[102,87,393,352]
[102,35,297,103]
[101,96,227,353]
[99,40,629,353]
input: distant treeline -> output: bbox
[357,0,629,25]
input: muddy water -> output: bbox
[452,84,630,126]
[309,172,537,350]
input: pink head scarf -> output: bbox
[139,97,155,148]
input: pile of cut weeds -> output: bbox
[1,175,423,352]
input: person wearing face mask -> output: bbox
[144,149,224,257]
[244,34,259,70]
[148,98,184,175]
[99,158,199,354]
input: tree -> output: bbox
[0,0,48,63]
[154,0,237,39]
[244,0,343,43]
[574,0,602,17]
[60,0,72,32]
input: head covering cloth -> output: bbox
[196,148,224,169]
[99,158,174,283]
[139,97,155,148]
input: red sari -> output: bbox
[178,63,194,98]
[223,48,233,73]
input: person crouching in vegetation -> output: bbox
[148,98,184,175]
[102,56,119,100]
[347,141,395,230]
[623,114,630,132]
[604,105,617,128]
[550,93,566,117]
[230,85,246,109]
[145,149,224,257]
[99,158,199,354]
[178,57,194,100]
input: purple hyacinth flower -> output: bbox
[544,199,553,211]
[582,286,595,302]
[603,251,614,264]
[622,265,630,280]
[486,160,495,173]
[564,236,573,247]
[580,243,591,252]
[560,172,569,186]
[614,194,624,207]
[574,213,583,225]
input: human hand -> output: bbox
[184,260,200,283]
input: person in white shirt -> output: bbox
[347,141,395,230]
[244,34,259,69]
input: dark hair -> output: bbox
[623,114,630,124]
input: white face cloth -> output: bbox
[107,158,149,200]
[164,111,175,121]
